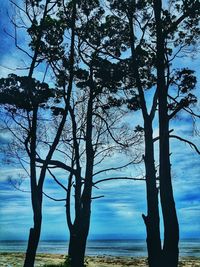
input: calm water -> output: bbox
[0,239,199,257]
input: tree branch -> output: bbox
[168,95,200,119]
[94,112,128,147]
[165,2,199,36]
[94,176,146,186]
[91,195,104,200]
[36,158,78,176]
[42,191,66,202]
[170,135,200,154]
[93,158,142,177]
[48,168,68,192]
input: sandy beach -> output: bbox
[0,253,200,267]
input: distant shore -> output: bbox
[0,252,200,267]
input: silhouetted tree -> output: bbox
[36,48,142,267]
[153,1,199,266]
[1,2,142,267]
[1,2,199,267]
[106,1,200,267]
[0,75,54,267]
[0,0,77,266]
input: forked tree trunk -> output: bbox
[67,64,94,267]
[68,203,91,267]
[153,1,179,266]
[128,11,162,265]
[143,119,162,267]
[67,164,93,267]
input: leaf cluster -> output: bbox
[0,74,54,111]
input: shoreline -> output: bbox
[0,252,200,266]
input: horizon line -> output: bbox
[1,238,200,242]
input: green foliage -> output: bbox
[28,15,66,60]
[77,0,100,17]
[126,95,141,111]
[0,74,54,111]
[92,58,124,91]
[173,69,197,93]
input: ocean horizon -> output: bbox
[0,239,200,257]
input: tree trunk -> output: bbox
[67,169,93,267]
[153,1,179,266]
[67,67,94,267]
[23,208,42,267]
[68,205,91,267]
[143,119,161,267]
[128,11,162,265]
[159,118,179,267]
[68,228,88,267]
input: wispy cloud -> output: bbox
[0,0,199,242]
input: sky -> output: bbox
[0,1,200,242]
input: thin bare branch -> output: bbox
[94,112,128,147]
[170,134,200,154]
[8,178,30,193]
[48,168,68,192]
[93,158,142,177]
[91,195,104,200]
[94,176,146,186]
[43,191,66,201]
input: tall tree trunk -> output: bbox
[143,118,161,267]
[68,212,91,267]
[69,234,87,267]
[159,127,179,267]
[153,1,179,266]
[23,107,41,267]
[24,202,42,267]
[67,173,93,267]
[159,94,179,267]
[68,71,94,267]
[128,11,162,266]
[23,1,50,263]
[68,177,92,267]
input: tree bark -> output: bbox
[159,106,179,267]
[153,1,179,266]
[23,1,50,264]
[143,118,161,267]
[23,203,42,267]
[67,68,94,267]
[128,10,162,266]
[68,212,91,267]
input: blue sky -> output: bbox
[0,1,200,242]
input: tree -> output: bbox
[1,1,199,267]
[0,0,77,266]
[0,75,54,267]
[63,5,144,264]
[1,1,142,267]
[100,2,162,266]
[153,1,199,266]
[105,1,199,267]
[36,43,143,267]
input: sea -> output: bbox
[0,239,200,257]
